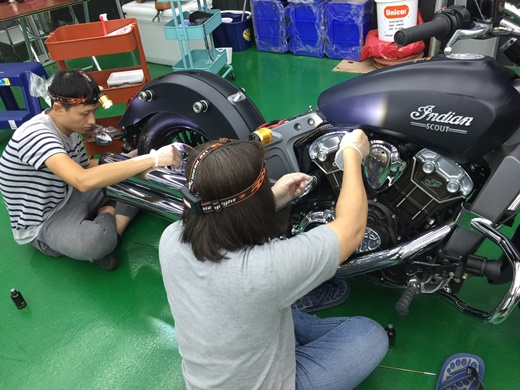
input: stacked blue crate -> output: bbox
[286,0,328,58]
[324,0,373,60]
[251,0,289,53]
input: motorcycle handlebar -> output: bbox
[394,6,472,47]
[394,16,452,46]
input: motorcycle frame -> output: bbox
[98,2,520,324]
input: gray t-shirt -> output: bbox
[159,222,340,390]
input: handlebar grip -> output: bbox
[394,282,420,316]
[394,16,452,46]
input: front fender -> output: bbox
[118,70,265,140]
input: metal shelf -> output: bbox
[159,0,233,78]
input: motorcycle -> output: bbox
[99,1,520,325]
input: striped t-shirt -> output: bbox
[0,111,89,244]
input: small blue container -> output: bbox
[213,11,254,52]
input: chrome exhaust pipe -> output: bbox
[335,223,454,277]
[105,182,184,220]
[100,152,186,220]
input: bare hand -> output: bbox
[272,172,312,208]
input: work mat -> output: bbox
[333,59,378,74]
[333,52,424,74]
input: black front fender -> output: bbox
[118,70,265,140]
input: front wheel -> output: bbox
[137,112,212,155]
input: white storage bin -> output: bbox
[122,1,207,66]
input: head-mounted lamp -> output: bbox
[48,69,113,109]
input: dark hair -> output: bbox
[181,140,284,262]
[48,70,100,110]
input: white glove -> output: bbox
[134,144,183,168]
[150,143,183,168]
[334,129,370,170]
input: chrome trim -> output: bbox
[282,111,325,133]
[508,192,520,211]
[101,152,187,221]
[470,218,520,325]
[291,209,335,235]
[106,182,184,220]
[412,149,474,201]
[146,169,186,192]
[364,140,406,191]
[357,227,382,253]
[505,2,520,25]
[309,130,348,174]
[335,224,454,277]
[444,22,492,55]
[227,91,247,104]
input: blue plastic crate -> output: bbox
[287,1,327,58]
[327,43,364,60]
[251,0,289,53]
[324,0,373,60]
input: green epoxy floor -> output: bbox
[2,48,520,389]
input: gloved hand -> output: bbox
[150,143,184,168]
[334,129,370,170]
[271,172,312,208]
[133,143,183,168]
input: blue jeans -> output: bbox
[293,308,388,390]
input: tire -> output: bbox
[137,112,211,155]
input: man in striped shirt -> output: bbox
[0,70,181,270]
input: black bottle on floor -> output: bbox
[385,324,396,348]
[10,289,27,309]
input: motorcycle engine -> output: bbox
[303,130,475,253]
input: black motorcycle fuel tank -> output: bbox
[119,70,265,140]
[318,55,520,163]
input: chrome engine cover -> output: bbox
[291,209,382,253]
[412,149,474,202]
[364,140,406,191]
[305,132,475,253]
[309,131,407,193]
[308,130,346,174]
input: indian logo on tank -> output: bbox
[384,5,409,18]
[409,105,472,135]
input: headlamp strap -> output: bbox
[187,139,231,192]
[200,162,266,213]
[185,138,266,214]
